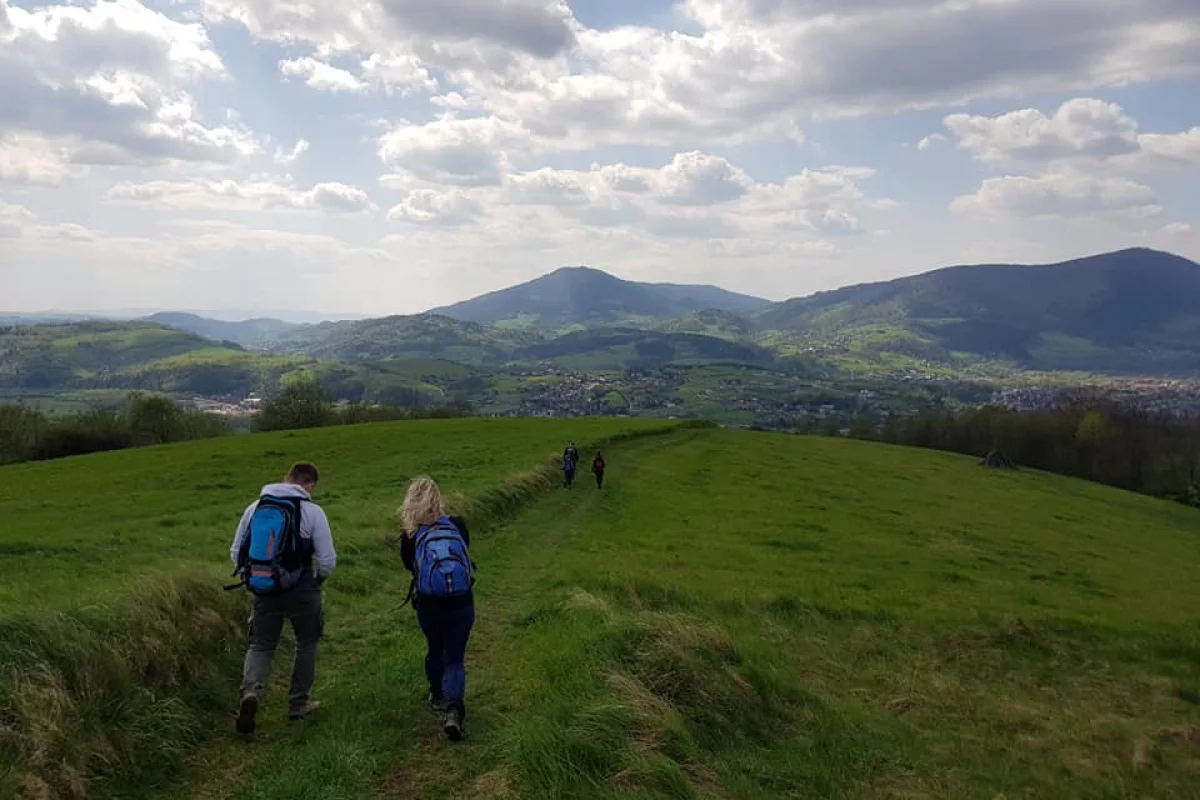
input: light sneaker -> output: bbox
[443,708,465,741]
[288,700,322,722]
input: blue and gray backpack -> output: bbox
[413,516,475,599]
[228,495,310,595]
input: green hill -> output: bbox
[514,327,775,370]
[0,321,224,388]
[143,313,299,347]
[430,266,769,327]
[4,421,1200,798]
[0,322,460,405]
[265,314,538,366]
[755,248,1200,374]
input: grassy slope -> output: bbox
[153,429,1200,800]
[7,424,1200,798]
[0,418,679,799]
[0,418,671,612]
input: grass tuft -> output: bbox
[0,580,244,799]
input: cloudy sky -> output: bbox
[2,0,1199,319]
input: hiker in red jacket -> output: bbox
[592,451,606,489]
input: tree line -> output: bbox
[0,393,231,465]
[0,381,472,466]
[817,393,1200,507]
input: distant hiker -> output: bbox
[400,476,476,742]
[564,441,579,469]
[563,453,577,489]
[592,450,606,489]
[228,461,336,735]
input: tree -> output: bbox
[254,379,336,432]
[0,404,47,464]
[127,392,186,445]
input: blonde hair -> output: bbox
[401,475,445,536]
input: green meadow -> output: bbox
[4,421,1200,798]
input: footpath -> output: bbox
[153,428,700,800]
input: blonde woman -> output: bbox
[399,476,476,741]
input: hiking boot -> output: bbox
[428,693,449,714]
[235,693,259,735]
[288,700,321,722]
[443,708,465,741]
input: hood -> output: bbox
[260,482,312,500]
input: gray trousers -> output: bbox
[241,589,324,713]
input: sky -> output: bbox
[1,0,1199,320]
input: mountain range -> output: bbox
[4,248,1200,385]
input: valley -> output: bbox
[4,248,1200,428]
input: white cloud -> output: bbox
[0,134,74,185]
[1134,127,1200,169]
[942,98,1200,171]
[657,151,753,205]
[280,57,365,93]
[951,172,1161,220]
[273,138,310,165]
[376,0,576,59]
[945,98,1140,163]
[387,188,485,225]
[918,133,945,151]
[359,53,438,94]
[0,0,256,165]
[378,152,877,248]
[1163,222,1194,235]
[0,202,35,238]
[107,178,375,213]
[378,117,524,186]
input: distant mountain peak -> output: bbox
[430,266,769,326]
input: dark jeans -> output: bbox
[242,589,324,714]
[595,470,605,488]
[416,602,475,715]
[564,468,575,488]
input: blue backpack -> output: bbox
[230,495,309,595]
[413,516,475,599]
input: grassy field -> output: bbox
[5,422,1200,798]
[0,417,679,798]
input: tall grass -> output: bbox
[0,580,244,799]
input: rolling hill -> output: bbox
[142,313,299,347]
[265,313,539,365]
[755,248,1200,373]
[4,421,1200,798]
[430,265,770,327]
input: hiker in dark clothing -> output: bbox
[592,451,606,489]
[400,476,475,741]
[563,454,577,488]
[564,441,579,468]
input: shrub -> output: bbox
[253,379,337,432]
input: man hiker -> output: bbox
[229,461,337,735]
[563,440,579,488]
[592,450,606,489]
[563,452,577,488]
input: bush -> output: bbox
[0,404,47,464]
[253,379,338,432]
[35,409,133,460]
[0,394,231,464]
